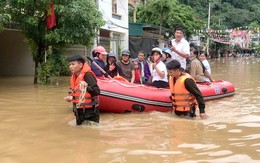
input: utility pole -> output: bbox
[207,2,211,57]
[133,6,136,23]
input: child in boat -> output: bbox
[104,53,118,78]
[64,55,100,125]
[132,59,142,84]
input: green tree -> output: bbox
[180,0,260,29]
[0,0,10,30]
[179,0,260,54]
[2,0,104,84]
[0,13,9,30]
[137,0,204,39]
[225,8,252,28]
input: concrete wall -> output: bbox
[0,29,34,76]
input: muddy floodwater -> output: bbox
[0,57,260,163]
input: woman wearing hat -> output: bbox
[149,48,169,88]
[91,46,108,77]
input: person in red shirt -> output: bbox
[132,59,142,84]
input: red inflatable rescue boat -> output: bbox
[97,78,235,113]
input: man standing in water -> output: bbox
[64,55,100,125]
[166,60,209,119]
[169,27,190,70]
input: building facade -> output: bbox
[96,0,129,57]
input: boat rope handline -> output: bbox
[99,79,167,90]
[100,79,145,88]
[69,81,88,109]
[100,90,172,107]
[76,81,87,108]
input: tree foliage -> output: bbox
[179,0,260,29]
[1,0,104,84]
[0,1,10,30]
[178,0,260,56]
[136,0,204,39]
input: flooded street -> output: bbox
[0,57,260,163]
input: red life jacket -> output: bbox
[70,63,99,109]
[169,73,196,112]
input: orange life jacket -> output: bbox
[70,63,99,109]
[169,73,196,112]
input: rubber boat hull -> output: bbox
[97,79,235,113]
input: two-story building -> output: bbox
[96,0,129,56]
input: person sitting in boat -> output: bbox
[188,49,214,83]
[132,59,142,84]
[162,48,173,65]
[64,55,100,125]
[90,46,108,77]
[104,53,118,78]
[199,52,212,75]
[116,50,135,83]
[136,51,151,84]
[148,47,169,88]
[166,60,209,119]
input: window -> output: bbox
[112,0,117,13]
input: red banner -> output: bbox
[46,1,56,29]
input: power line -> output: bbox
[103,14,128,30]
[99,6,128,30]
[118,0,128,16]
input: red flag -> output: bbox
[46,1,56,29]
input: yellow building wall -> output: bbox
[0,30,34,76]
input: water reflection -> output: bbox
[0,57,260,162]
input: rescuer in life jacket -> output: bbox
[166,60,209,119]
[64,55,100,125]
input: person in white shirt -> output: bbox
[169,27,190,70]
[199,52,211,74]
[148,48,168,88]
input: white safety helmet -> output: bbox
[151,47,162,56]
